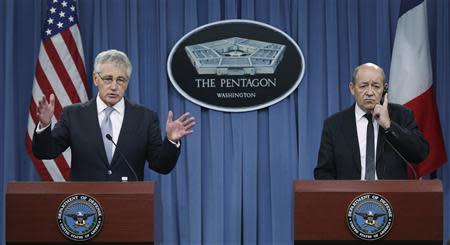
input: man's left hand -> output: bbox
[166,111,195,142]
[373,93,391,129]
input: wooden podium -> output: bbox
[6,182,154,244]
[293,180,443,244]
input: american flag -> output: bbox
[25,0,88,181]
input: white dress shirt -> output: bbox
[355,104,379,180]
[96,95,125,158]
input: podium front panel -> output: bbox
[6,182,154,244]
[293,180,442,243]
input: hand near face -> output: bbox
[373,93,391,129]
[36,94,55,128]
[166,111,195,142]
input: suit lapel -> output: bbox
[110,99,135,168]
[344,105,362,172]
[376,127,386,162]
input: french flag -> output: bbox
[389,0,447,178]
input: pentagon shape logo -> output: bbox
[168,19,305,112]
[185,37,286,76]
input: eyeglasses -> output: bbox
[96,72,128,86]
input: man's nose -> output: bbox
[110,81,118,90]
[366,86,375,95]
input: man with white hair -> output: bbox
[33,49,195,181]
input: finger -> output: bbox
[373,112,380,120]
[184,121,196,131]
[383,93,388,108]
[41,95,48,106]
[372,105,381,119]
[38,98,47,111]
[167,110,174,124]
[49,94,55,109]
[182,117,195,127]
[177,112,191,122]
[183,130,194,137]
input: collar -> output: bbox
[96,94,125,115]
[354,104,368,122]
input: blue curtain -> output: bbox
[1,0,449,244]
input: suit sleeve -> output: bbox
[384,107,429,164]
[314,119,337,179]
[32,108,71,159]
[146,112,180,174]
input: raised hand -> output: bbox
[36,94,55,128]
[165,111,195,142]
[373,93,391,129]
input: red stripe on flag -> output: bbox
[404,86,448,177]
[35,62,64,119]
[43,39,81,104]
[53,154,71,180]
[25,136,53,181]
[60,27,89,91]
[29,99,38,123]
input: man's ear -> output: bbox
[349,81,355,96]
[93,73,98,86]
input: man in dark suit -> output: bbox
[32,49,195,181]
[314,63,429,180]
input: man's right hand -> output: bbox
[37,94,55,128]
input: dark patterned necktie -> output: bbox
[364,113,375,180]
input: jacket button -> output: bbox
[108,170,112,175]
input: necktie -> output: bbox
[364,113,375,180]
[101,107,114,163]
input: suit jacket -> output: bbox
[314,103,429,180]
[32,98,180,181]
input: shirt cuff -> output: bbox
[384,121,400,139]
[35,122,51,134]
[168,139,180,148]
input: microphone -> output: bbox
[384,138,418,180]
[106,134,139,181]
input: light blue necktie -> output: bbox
[101,107,114,163]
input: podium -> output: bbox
[293,180,443,244]
[6,182,154,244]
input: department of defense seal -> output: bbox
[57,194,103,241]
[347,193,394,241]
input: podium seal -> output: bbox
[347,193,394,241]
[56,194,103,241]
